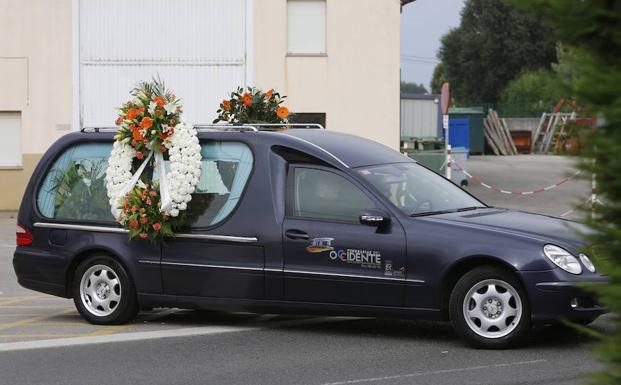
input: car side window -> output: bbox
[181,141,254,228]
[37,142,114,222]
[290,167,376,223]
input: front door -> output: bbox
[283,165,407,307]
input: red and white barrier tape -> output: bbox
[451,160,582,196]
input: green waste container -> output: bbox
[407,149,445,174]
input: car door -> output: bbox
[161,140,264,299]
[282,165,407,307]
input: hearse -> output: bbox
[13,125,606,348]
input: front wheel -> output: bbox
[72,255,138,325]
[449,266,530,348]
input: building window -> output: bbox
[287,0,327,55]
[291,112,327,128]
[0,112,22,168]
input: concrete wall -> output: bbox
[253,0,401,150]
[0,0,72,210]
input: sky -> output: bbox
[400,0,465,91]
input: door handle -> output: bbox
[285,229,310,240]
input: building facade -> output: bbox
[0,0,402,210]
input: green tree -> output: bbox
[438,0,557,105]
[511,1,621,384]
[400,81,428,94]
[497,69,565,116]
[430,63,448,94]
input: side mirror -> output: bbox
[359,208,391,228]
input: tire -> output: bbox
[449,266,530,349]
[72,255,138,325]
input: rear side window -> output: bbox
[37,142,114,222]
[289,167,376,223]
[36,140,253,226]
[181,141,254,228]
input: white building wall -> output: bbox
[78,0,248,127]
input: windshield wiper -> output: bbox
[410,206,487,217]
[456,206,486,212]
[410,209,458,217]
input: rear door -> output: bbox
[161,140,264,299]
[282,165,407,306]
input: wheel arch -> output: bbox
[439,255,524,320]
[64,247,131,298]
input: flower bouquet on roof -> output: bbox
[214,86,291,125]
[105,77,202,243]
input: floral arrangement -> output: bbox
[213,86,291,125]
[105,78,201,243]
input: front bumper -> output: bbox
[521,270,608,324]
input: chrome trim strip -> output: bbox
[34,222,128,234]
[136,260,425,284]
[283,269,404,282]
[406,278,426,284]
[33,223,258,244]
[145,260,264,272]
[175,233,258,244]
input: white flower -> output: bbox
[164,102,177,115]
[148,101,157,114]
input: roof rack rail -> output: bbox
[243,123,324,130]
[80,123,324,133]
[80,127,118,133]
[193,124,258,132]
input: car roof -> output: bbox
[277,129,411,168]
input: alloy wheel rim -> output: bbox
[462,279,522,339]
[80,264,122,317]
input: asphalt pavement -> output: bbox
[0,154,612,385]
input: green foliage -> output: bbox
[511,1,621,383]
[437,0,557,105]
[400,81,428,94]
[430,63,448,94]
[497,69,566,117]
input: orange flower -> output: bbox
[129,219,139,229]
[136,151,144,160]
[126,108,140,120]
[242,93,253,107]
[222,100,231,111]
[131,127,144,141]
[152,222,161,231]
[140,217,148,225]
[276,106,289,119]
[153,96,166,106]
[265,89,273,98]
[139,117,153,130]
[115,116,123,126]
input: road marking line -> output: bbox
[0,325,258,352]
[0,296,49,306]
[0,309,75,332]
[321,359,548,385]
[0,305,74,309]
[0,334,83,338]
[0,314,355,352]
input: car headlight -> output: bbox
[579,253,596,273]
[543,245,582,275]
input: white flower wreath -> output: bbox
[105,122,202,219]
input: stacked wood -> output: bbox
[484,109,518,155]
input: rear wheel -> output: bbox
[449,266,530,348]
[72,255,137,325]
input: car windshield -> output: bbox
[357,162,486,216]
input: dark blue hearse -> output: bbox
[13,125,606,348]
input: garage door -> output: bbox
[78,0,248,128]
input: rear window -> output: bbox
[36,140,253,227]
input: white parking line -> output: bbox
[0,316,356,352]
[321,359,548,385]
[0,325,257,352]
